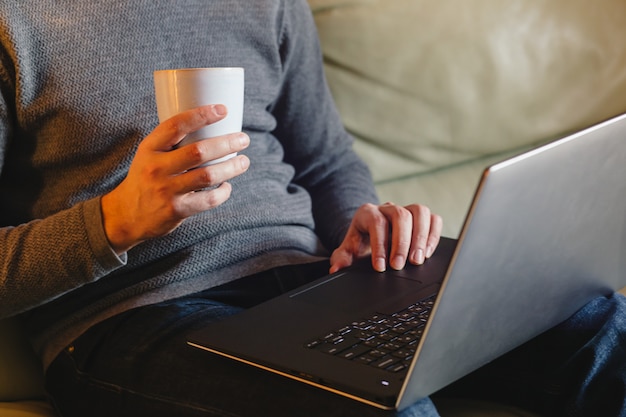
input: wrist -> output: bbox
[100,191,138,255]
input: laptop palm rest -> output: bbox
[187,239,456,409]
[289,268,440,315]
[288,238,455,316]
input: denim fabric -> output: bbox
[45,262,439,417]
[45,262,626,417]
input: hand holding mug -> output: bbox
[101,104,250,255]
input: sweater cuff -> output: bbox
[82,197,127,271]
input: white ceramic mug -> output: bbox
[154,67,244,165]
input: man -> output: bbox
[0,1,623,416]
[0,0,443,415]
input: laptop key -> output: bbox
[305,294,436,373]
[392,348,414,359]
[354,354,376,365]
[338,344,372,359]
[387,363,408,373]
[371,355,400,370]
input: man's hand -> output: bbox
[101,104,251,254]
[329,202,442,273]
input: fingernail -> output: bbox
[416,249,425,265]
[214,104,227,116]
[374,257,386,272]
[391,256,405,270]
[240,156,250,170]
[426,245,434,258]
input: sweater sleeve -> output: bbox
[0,197,127,319]
[0,70,126,319]
[270,0,380,251]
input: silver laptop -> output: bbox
[188,112,626,411]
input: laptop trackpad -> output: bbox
[290,270,437,314]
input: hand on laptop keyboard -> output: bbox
[329,202,443,274]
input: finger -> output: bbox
[330,204,380,272]
[168,132,250,174]
[148,104,228,151]
[329,247,355,274]
[177,182,233,217]
[426,213,443,258]
[329,221,371,273]
[404,204,432,265]
[176,154,250,193]
[378,203,413,270]
[361,203,390,272]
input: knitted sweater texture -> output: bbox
[0,0,378,367]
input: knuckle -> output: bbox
[375,222,390,233]
[141,164,164,182]
[195,105,212,120]
[205,184,232,207]
[408,203,430,216]
[186,143,207,165]
[197,168,217,186]
[416,231,429,244]
[229,133,247,151]
[396,236,412,250]
[407,204,430,213]
[421,205,433,218]
[203,192,221,207]
[371,213,388,229]
[382,203,412,222]
[162,118,186,138]
[394,206,412,221]
[159,201,181,221]
[198,105,218,122]
[361,202,378,213]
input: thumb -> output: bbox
[329,247,355,274]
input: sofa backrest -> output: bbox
[308,0,626,184]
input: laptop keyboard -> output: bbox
[305,294,436,374]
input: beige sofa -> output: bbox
[311,0,626,238]
[2,1,626,415]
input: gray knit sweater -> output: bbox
[0,0,378,368]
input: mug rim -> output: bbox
[154,67,244,74]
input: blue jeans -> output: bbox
[436,291,626,416]
[45,262,626,417]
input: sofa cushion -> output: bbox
[309,0,626,184]
[0,319,46,402]
[0,401,56,417]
